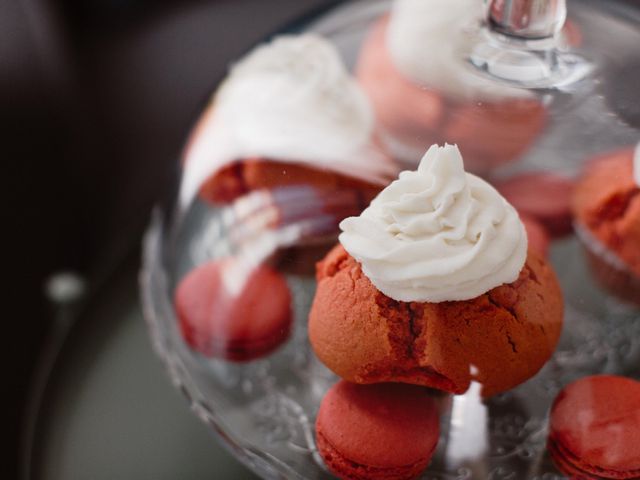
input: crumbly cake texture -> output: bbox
[198,158,382,205]
[175,259,293,361]
[355,15,546,172]
[315,381,439,480]
[549,375,640,479]
[572,148,640,277]
[309,245,563,397]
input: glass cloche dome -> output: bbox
[141,1,640,478]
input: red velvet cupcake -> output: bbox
[309,145,563,397]
[572,146,640,306]
[180,34,397,208]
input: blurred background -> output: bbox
[2,0,333,477]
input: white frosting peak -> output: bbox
[180,34,395,207]
[339,144,528,302]
[387,0,528,100]
[634,142,640,187]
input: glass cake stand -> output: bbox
[141,1,640,478]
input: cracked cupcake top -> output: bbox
[339,144,527,302]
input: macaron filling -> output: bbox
[549,434,640,479]
[316,428,435,480]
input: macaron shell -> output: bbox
[550,375,640,477]
[315,428,430,480]
[175,259,292,360]
[356,16,445,141]
[442,99,546,172]
[521,214,551,257]
[497,172,575,237]
[548,436,610,480]
[316,382,439,471]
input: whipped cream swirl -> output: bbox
[180,34,395,207]
[387,0,528,101]
[339,144,528,302]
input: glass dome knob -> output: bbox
[488,0,567,40]
[467,0,590,88]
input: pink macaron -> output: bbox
[175,258,293,361]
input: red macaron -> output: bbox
[521,214,551,257]
[315,381,440,480]
[549,375,640,479]
[174,258,292,361]
[496,172,575,237]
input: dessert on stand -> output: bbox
[309,145,563,400]
[141,0,640,478]
[310,145,564,478]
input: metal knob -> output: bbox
[487,0,567,40]
[466,0,589,87]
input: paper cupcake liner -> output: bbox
[574,222,640,307]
